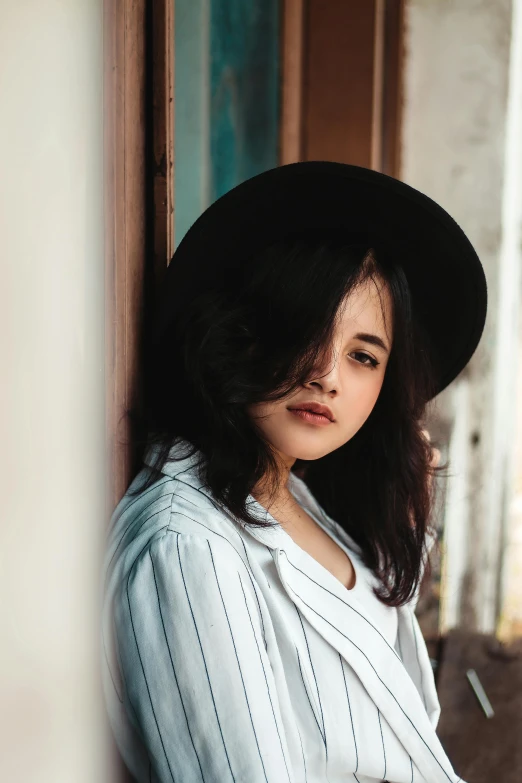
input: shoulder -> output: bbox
[129,527,248,583]
[104,469,262,623]
[119,529,266,643]
[106,465,245,559]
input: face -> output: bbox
[247,275,393,472]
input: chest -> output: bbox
[274,503,357,591]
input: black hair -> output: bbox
[124,235,448,607]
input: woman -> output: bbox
[101,162,487,783]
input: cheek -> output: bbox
[246,402,280,428]
[350,372,385,415]
[246,402,265,420]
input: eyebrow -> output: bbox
[352,332,390,355]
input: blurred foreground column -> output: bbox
[0,1,111,781]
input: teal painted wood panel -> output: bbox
[174,0,211,250]
[209,0,280,202]
[174,0,280,247]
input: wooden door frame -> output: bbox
[104,0,174,521]
[151,0,175,293]
[104,0,148,527]
[103,0,175,766]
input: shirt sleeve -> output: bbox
[114,529,294,783]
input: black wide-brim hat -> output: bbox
[151,160,487,399]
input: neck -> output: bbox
[251,446,298,509]
[251,469,292,508]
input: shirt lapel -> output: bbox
[268,541,460,783]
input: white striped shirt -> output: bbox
[101,438,466,783]
[333,538,399,651]
[282,469,400,652]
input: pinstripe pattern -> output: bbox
[276,552,461,782]
[377,708,386,779]
[101,439,467,783]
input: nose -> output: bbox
[304,351,341,394]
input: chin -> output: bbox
[275,435,339,463]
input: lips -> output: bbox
[287,401,334,421]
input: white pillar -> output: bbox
[0,2,110,781]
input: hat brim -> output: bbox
[152,161,487,399]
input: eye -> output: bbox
[349,351,380,369]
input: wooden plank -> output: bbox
[371,0,385,171]
[303,0,377,166]
[104,0,148,516]
[381,0,404,177]
[152,0,175,291]
[302,0,403,176]
[280,0,305,164]
[104,1,147,776]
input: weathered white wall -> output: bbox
[497,0,522,641]
[497,327,522,641]
[402,0,522,634]
[0,1,110,781]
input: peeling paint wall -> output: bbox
[402,0,522,633]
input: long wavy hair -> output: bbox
[124,234,448,608]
